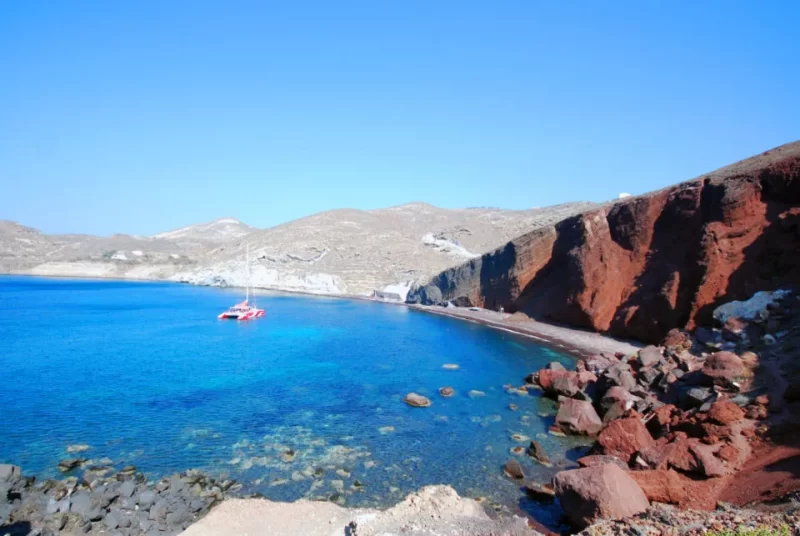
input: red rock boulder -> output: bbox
[553,464,649,528]
[702,352,748,383]
[707,400,745,425]
[597,417,654,463]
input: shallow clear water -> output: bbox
[0,276,589,526]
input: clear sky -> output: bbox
[1,1,798,236]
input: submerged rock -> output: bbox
[442,364,460,370]
[503,459,524,480]
[403,393,432,407]
[527,440,552,467]
[438,386,455,397]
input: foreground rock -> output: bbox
[0,464,238,534]
[553,464,649,529]
[182,485,536,536]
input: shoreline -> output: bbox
[408,305,643,359]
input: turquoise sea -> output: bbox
[0,276,589,528]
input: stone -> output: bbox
[576,455,629,471]
[468,390,485,398]
[662,329,691,350]
[602,363,638,392]
[503,459,524,479]
[438,386,454,397]
[638,367,662,387]
[585,354,616,375]
[70,491,105,522]
[0,464,21,483]
[166,504,193,526]
[707,400,746,425]
[555,399,603,436]
[57,458,86,472]
[66,444,91,453]
[104,509,123,529]
[441,364,459,370]
[682,386,713,409]
[553,464,649,529]
[403,393,431,407]
[637,346,663,368]
[138,490,156,509]
[600,386,638,415]
[524,482,555,501]
[597,417,654,464]
[629,469,722,510]
[702,351,747,382]
[527,440,552,466]
[119,479,136,498]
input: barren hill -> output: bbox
[1,202,595,296]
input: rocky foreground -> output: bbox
[505,287,800,533]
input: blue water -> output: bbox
[0,276,588,525]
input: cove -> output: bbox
[0,276,590,527]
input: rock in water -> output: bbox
[555,399,603,436]
[553,464,649,529]
[403,393,431,407]
[503,459,524,479]
[438,386,454,397]
[442,364,459,370]
[527,441,552,467]
[57,458,86,472]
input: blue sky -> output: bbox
[1,1,798,236]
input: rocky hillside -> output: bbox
[408,141,800,343]
[1,202,595,296]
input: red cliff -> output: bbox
[407,142,800,343]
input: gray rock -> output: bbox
[0,464,21,484]
[165,504,193,526]
[104,508,123,529]
[70,491,105,522]
[169,474,186,494]
[637,346,662,368]
[46,497,70,514]
[189,499,206,512]
[138,489,156,510]
[149,498,170,522]
[0,502,15,525]
[683,387,713,409]
[57,458,86,472]
[638,367,661,387]
[119,479,136,498]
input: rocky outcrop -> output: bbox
[408,142,800,342]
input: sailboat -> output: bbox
[217,245,265,320]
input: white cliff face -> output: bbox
[2,201,596,296]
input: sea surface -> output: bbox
[0,276,590,526]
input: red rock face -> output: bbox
[409,142,800,342]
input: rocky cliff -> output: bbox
[408,142,800,343]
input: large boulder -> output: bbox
[597,417,654,464]
[555,399,603,436]
[553,464,649,529]
[629,469,724,510]
[0,464,20,484]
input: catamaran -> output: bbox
[218,245,265,320]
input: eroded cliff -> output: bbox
[408,142,800,343]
